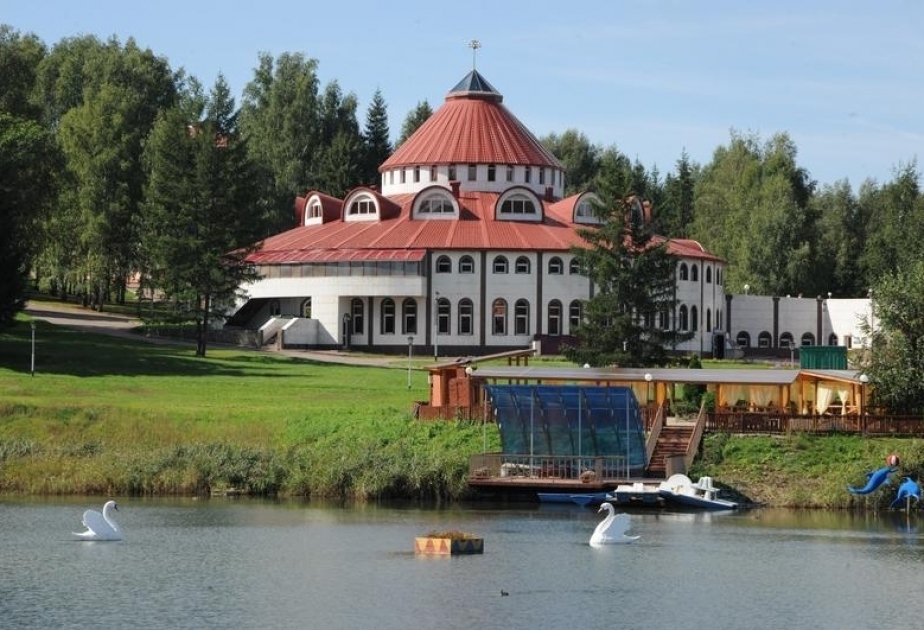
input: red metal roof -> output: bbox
[248,247,426,264]
[381,71,563,171]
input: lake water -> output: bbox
[2,498,924,630]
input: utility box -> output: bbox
[799,346,847,369]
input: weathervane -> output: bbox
[468,39,481,70]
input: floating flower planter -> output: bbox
[415,531,484,555]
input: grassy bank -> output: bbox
[0,316,496,500]
[2,312,923,507]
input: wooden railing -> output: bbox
[705,411,924,436]
[645,402,665,464]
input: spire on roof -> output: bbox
[468,39,481,70]
[448,68,502,102]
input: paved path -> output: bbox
[24,302,403,368]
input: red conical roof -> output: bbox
[381,70,563,171]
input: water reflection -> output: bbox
[3,498,924,629]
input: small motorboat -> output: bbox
[658,474,739,510]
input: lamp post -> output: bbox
[407,336,414,389]
[744,283,749,295]
[433,292,440,361]
[859,373,869,432]
[30,320,36,377]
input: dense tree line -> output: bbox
[1,24,922,398]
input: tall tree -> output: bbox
[315,81,363,196]
[240,52,322,232]
[541,129,600,195]
[141,76,266,357]
[0,112,59,326]
[360,88,391,187]
[396,100,432,147]
[565,193,692,368]
[657,151,697,238]
[692,131,815,295]
[811,180,864,297]
[0,26,46,120]
[862,259,924,414]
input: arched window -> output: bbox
[515,256,531,274]
[827,332,838,346]
[679,305,689,331]
[458,255,475,274]
[381,298,395,335]
[514,299,530,335]
[706,308,712,332]
[458,299,474,335]
[801,332,815,346]
[416,194,456,215]
[436,297,450,335]
[492,299,507,335]
[691,305,699,332]
[679,263,688,281]
[706,266,712,284]
[691,264,699,282]
[736,331,751,348]
[779,332,795,348]
[499,194,537,215]
[307,200,322,220]
[569,300,583,333]
[493,256,508,274]
[547,300,562,336]
[758,331,773,348]
[348,196,376,216]
[301,297,312,319]
[351,298,364,335]
[436,255,452,273]
[659,307,670,330]
[548,257,563,275]
[569,258,583,275]
[402,298,417,335]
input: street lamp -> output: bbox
[30,320,36,377]
[434,292,440,361]
[644,372,653,405]
[743,284,750,295]
[406,336,414,389]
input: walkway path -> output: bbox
[24,302,403,368]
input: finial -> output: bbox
[468,39,481,69]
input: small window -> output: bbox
[691,265,699,282]
[548,257,563,275]
[467,164,477,181]
[506,165,514,182]
[348,198,377,216]
[679,305,689,331]
[487,164,496,181]
[539,168,545,185]
[436,297,451,335]
[402,298,417,335]
[500,195,537,215]
[381,298,395,334]
[436,255,452,273]
[400,169,406,184]
[691,306,699,332]
[448,164,456,180]
[514,299,529,335]
[493,256,508,274]
[459,256,475,274]
[569,300,583,333]
[706,266,712,284]
[492,299,507,335]
[307,201,322,220]
[413,166,420,183]
[524,167,531,183]
[758,332,772,348]
[351,298,364,335]
[736,331,751,348]
[548,300,562,336]
[515,256,531,274]
[302,297,312,318]
[679,263,688,281]
[458,299,474,335]
[430,165,437,181]
[569,258,583,275]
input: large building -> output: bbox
[232,69,728,357]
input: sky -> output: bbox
[4,0,922,189]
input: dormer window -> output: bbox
[412,188,458,219]
[346,194,379,222]
[497,189,542,222]
[574,194,603,224]
[307,200,322,220]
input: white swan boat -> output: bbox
[657,474,739,510]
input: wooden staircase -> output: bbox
[646,424,696,478]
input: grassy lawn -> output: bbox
[0,315,494,498]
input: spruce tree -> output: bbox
[360,89,391,186]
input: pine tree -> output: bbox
[360,88,391,186]
[564,196,692,367]
[396,100,432,147]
